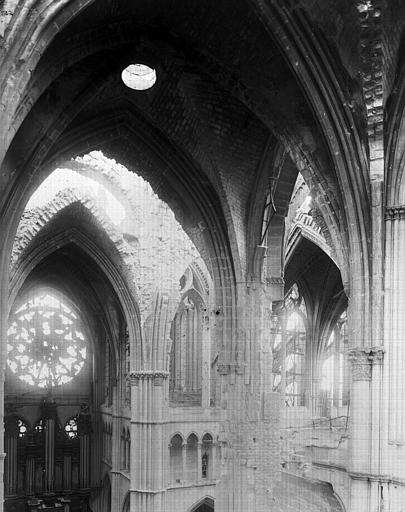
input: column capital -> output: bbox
[129,370,169,386]
[348,346,384,381]
[265,276,284,301]
[385,205,405,221]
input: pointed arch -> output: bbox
[188,496,215,512]
[9,222,142,373]
[11,189,136,274]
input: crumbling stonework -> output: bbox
[11,154,202,324]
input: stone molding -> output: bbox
[348,347,384,381]
[348,471,392,483]
[385,206,405,221]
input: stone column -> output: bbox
[4,416,18,496]
[25,439,36,495]
[384,207,405,448]
[77,407,92,488]
[182,440,187,482]
[130,371,169,512]
[348,347,384,512]
[201,310,211,409]
[0,313,6,512]
[216,280,280,512]
[196,441,202,482]
[110,382,121,512]
[42,400,57,493]
[279,307,287,409]
[380,206,405,509]
[63,443,72,490]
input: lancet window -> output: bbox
[272,283,307,406]
[170,288,204,405]
[320,310,349,416]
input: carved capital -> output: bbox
[129,373,139,386]
[265,276,284,301]
[154,376,165,387]
[385,206,405,221]
[129,370,169,386]
[348,347,384,381]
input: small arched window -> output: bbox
[186,434,199,482]
[169,434,184,483]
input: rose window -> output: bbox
[7,291,87,388]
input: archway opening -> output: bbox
[190,497,215,512]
